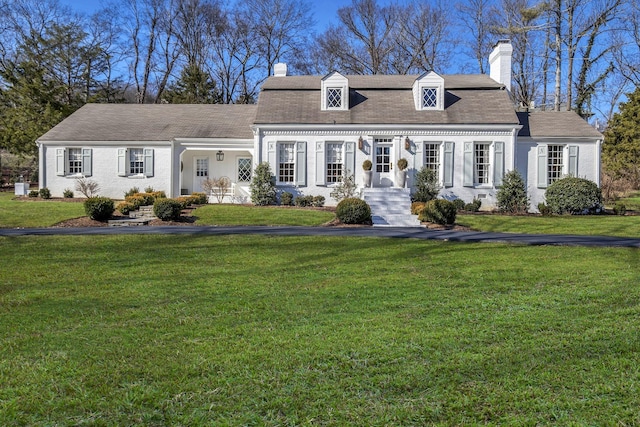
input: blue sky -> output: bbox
[60,0,355,33]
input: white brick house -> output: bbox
[37,41,602,211]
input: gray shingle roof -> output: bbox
[517,111,602,139]
[38,104,257,142]
[255,74,518,125]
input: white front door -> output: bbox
[193,157,209,193]
[374,139,393,187]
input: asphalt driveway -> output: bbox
[1,225,639,248]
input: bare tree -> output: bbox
[457,0,494,73]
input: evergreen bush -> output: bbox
[464,198,482,212]
[84,197,115,221]
[336,198,372,224]
[250,162,277,206]
[545,176,603,214]
[116,201,135,215]
[452,198,466,211]
[496,169,530,213]
[28,190,39,198]
[613,202,626,216]
[413,167,440,202]
[153,198,183,221]
[411,201,425,215]
[191,192,207,205]
[419,199,457,225]
[63,189,74,198]
[280,191,294,206]
[312,195,325,207]
[295,195,314,207]
[39,187,51,199]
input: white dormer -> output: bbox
[321,71,349,111]
[413,71,445,111]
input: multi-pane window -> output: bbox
[424,143,440,173]
[375,138,393,173]
[68,148,82,174]
[326,143,343,183]
[548,145,564,185]
[327,88,342,108]
[474,143,490,184]
[238,158,252,182]
[129,148,144,175]
[422,87,438,108]
[196,158,208,177]
[278,143,295,183]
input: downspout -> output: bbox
[38,141,44,190]
[596,138,602,186]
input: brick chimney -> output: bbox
[489,40,512,91]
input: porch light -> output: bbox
[404,136,411,150]
[216,150,224,161]
[358,136,364,150]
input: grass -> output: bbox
[1,234,640,425]
[617,191,640,211]
[194,204,335,226]
[0,192,85,228]
[458,213,640,238]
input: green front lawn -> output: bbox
[458,213,640,238]
[0,192,85,228]
[194,204,335,226]
[617,191,640,211]
[1,235,639,425]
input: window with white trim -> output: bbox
[129,148,144,175]
[326,143,343,183]
[547,144,563,185]
[68,148,83,174]
[474,143,490,185]
[327,88,343,109]
[424,143,440,173]
[278,143,295,183]
[422,88,438,108]
[196,158,209,177]
[238,158,252,182]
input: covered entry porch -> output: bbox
[175,139,254,203]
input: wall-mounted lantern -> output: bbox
[358,136,364,150]
[404,137,411,151]
[216,150,224,161]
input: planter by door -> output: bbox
[363,170,372,187]
[396,170,407,188]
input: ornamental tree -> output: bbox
[603,87,640,188]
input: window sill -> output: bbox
[65,173,84,178]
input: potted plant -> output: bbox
[396,158,408,188]
[362,159,373,188]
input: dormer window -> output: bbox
[321,71,349,111]
[413,71,445,111]
[327,87,343,109]
[422,88,438,108]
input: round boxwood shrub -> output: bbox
[336,198,372,224]
[117,201,135,215]
[545,176,602,214]
[84,197,115,221]
[613,202,626,216]
[419,199,457,225]
[153,198,183,221]
[452,198,466,211]
[39,187,51,199]
[63,188,74,198]
[280,191,294,206]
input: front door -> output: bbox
[193,157,209,193]
[374,139,393,187]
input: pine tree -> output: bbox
[496,169,530,213]
[603,87,640,187]
[163,65,223,104]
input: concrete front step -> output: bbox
[108,218,151,226]
[363,188,422,227]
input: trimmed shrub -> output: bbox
[613,202,627,216]
[419,199,457,225]
[125,195,145,210]
[362,160,372,171]
[137,192,155,206]
[336,198,372,224]
[63,188,74,198]
[153,198,183,221]
[250,162,277,206]
[144,186,155,193]
[117,201,135,215]
[280,191,294,206]
[413,167,440,203]
[452,198,466,211]
[191,192,207,205]
[312,195,325,207]
[295,195,314,207]
[464,198,482,212]
[411,201,426,215]
[545,176,603,214]
[496,169,530,213]
[28,190,39,198]
[538,202,551,216]
[397,158,408,171]
[84,197,115,221]
[39,187,51,199]
[175,197,191,209]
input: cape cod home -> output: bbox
[37,41,602,220]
